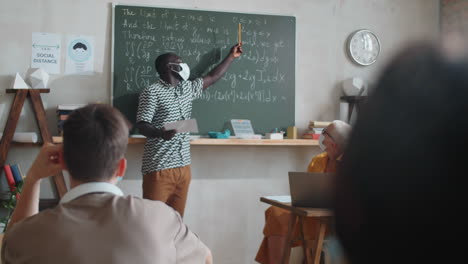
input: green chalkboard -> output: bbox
[112,4,295,134]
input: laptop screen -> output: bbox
[288,171,333,208]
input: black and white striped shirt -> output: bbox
[136,78,204,174]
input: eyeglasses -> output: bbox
[322,129,334,141]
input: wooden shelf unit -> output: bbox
[0,89,67,198]
[52,136,318,146]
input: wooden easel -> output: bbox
[0,89,67,198]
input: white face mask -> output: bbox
[169,62,190,81]
[319,133,326,151]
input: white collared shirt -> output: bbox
[60,182,124,204]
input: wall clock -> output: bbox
[347,29,381,66]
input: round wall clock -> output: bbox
[347,29,381,66]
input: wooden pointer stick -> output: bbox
[238,23,242,45]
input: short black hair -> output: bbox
[73,42,87,50]
[63,104,130,182]
[154,52,177,75]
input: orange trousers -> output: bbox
[143,165,191,217]
[255,206,330,264]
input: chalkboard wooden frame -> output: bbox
[112,4,296,134]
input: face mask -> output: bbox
[319,133,326,151]
[169,62,190,81]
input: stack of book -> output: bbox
[56,104,86,136]
[302,121,331,139]
[2,164,24,199]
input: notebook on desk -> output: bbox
[288,171,332,208]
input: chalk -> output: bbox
[238,23,242,44]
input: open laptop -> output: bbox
[288,171,332,208]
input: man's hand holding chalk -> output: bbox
[229,43,243,58]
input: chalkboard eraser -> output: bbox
[265,133,284,140]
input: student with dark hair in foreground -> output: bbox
[334,41,468,264]
[1,104,212,264]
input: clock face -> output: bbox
[348,30,381,66]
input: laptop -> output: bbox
[288,171,332,208]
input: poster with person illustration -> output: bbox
[65,35,94,74]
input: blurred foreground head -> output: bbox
[334,40,468,264]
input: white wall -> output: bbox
[441,0,468,36]
[0,0,439,263]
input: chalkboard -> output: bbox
[112,4,295,134]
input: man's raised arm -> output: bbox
[202,43,242,89]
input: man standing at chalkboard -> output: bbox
[136,43,242,216]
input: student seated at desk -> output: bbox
[1,104,212,264]
[255,120,351,264]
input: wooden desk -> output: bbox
[260,197,333,264]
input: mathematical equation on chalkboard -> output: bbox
[112,5,295,133]
[113,6,294,105]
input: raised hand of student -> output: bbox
[8,143,64,229]
[27,143,64,180]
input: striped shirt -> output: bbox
[136,78,204,174]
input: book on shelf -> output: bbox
[308,121,331,128]
[3,165,17,193]
[3,165,15,192]
[10,164,23,186]
[57,119,66,125]
[56,104,86,135]
[57,104,86,111]
[0,171,10,200]
[17,163,25,179]
[59,114,69,121]
[302,133,320,140]
[303,129,320,139]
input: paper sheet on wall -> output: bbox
[31,32,61,74]
[164,119,198,133]
[65,35,95,74]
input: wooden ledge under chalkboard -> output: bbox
[52,137,318,146]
